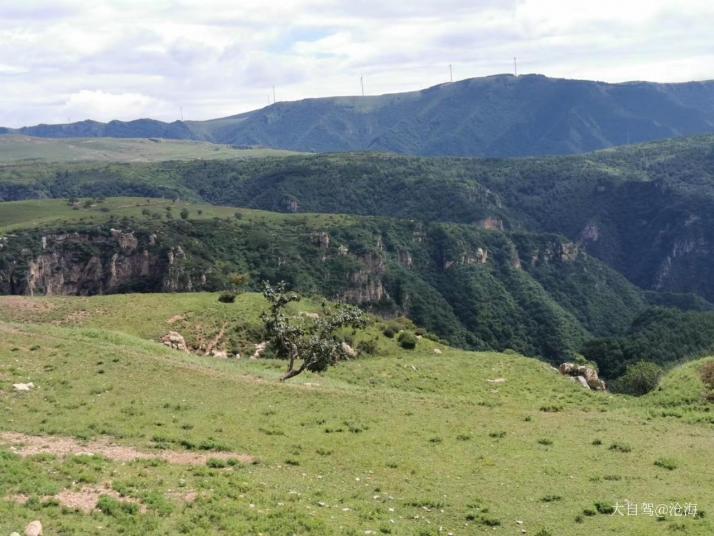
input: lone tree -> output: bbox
[261,281,366,381]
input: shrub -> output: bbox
[594,502,615,515]
[398,331,417,350]
[382,326,396,338]
[180,208,190,220]
[654,457,678,470]
[218,292,236,303]
[356,339,379,355]
[608,442,632,453]
[610,361,662,396]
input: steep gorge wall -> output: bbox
[0,229,211,296]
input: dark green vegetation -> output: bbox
[582,308,714,378]
[7,74,714,157]
[2,135,714,304]
[0,293,713,534]
[0,199,645,363]
[3,136,714,383]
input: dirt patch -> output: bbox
[167,490,198,503]
[59,309,91,325]
[5,484,146,514]
[166,314,185,325]
[0,432,254,465]
[5,493,29,505]
[0,297,55,314]
[57,483,147,514]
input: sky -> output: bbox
[1,0,713,127]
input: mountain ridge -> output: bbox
[7,74,714,157]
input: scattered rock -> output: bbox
[251,341,268,360]
[487,378,506,384]
[161,331,189,352]
[211,349,228,359]
[433,348,442,355]
[13,382,34,392]
[559,362,607,391]
[341,342,357,358]
[25,520,42,536]
[300,311,320,320]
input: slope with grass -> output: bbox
[0,292,712,535]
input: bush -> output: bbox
[218,292,236,303]
[356,339,379,355]
[398,331,417,350]
[610,361,662,396]
[654,457,678,470]
[383,326,396,338]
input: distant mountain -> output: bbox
[6,74,714,157]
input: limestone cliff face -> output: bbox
[1,229,211,296]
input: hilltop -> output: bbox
[5,74,714,157]
[0,292,712,534]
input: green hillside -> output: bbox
[0,292,712,535]
[2,136,714,302]
[0,198,648,363]
[8,75,714,157]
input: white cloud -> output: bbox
[0,0,712,127]
[60,90,175,122]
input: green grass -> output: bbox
[0,197,354,234]
[0,135,300,163]
[0,292,712,534]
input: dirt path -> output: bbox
[0,431,254,465]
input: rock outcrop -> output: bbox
[0,230,212,296]
[161,332,189,352]
[559,362,607,391]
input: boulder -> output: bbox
[559,362,576,375]
[161,331,189,352]
[558,362,606,391]
[341,342,357,358]
[13,382,35,392]
[576,376,590,389]
[433,348,442,355]
[251,341,268,360]
[487,378,507,385]
[25,520,42,536]
[211,349,228,359]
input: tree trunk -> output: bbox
[281,363,306,382]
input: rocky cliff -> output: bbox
[0,228,211,295]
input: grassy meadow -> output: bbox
[0,292,712,535]
[0,136,300,164]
